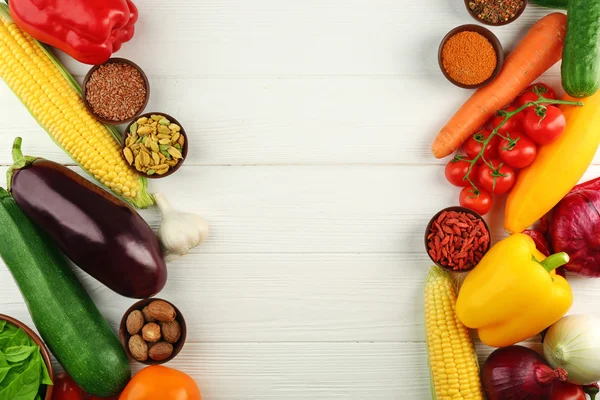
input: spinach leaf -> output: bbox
[0,321,5,334]
[33,351,51,386]
[6,329,28,349]
[5,346,36,364]
[0,366,10,386]
[1,323,18,339]
[0,357,41,400]
[0,351,8,368]
[33,395,41,400]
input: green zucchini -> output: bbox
[529,0,567,9]
[0,188,130,396]
[562,0,600,97]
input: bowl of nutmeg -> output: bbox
[119,298,187,365]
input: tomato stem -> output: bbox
[463,95,583,192]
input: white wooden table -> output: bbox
[1,1,599,398]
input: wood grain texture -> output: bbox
[0,1,596,398]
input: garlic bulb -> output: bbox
[154,193,209,259]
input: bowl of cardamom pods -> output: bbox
[122,113,188,178]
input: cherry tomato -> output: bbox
[445,158,478,187]
[498,132,537,169]
[459,187,493,215]
[477,159,516,195]
[523,105,566,145]
[463,129,500,163]
[514,83,557,108]
[492,106,525,135]
[52,372,84,400]
[119,365,201,400]
[86,395,119,400]
[550,381,585,400]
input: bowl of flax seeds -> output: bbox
[83,58,150,125]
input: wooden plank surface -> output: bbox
[0,1,598,398]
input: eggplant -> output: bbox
[7,137,166,298]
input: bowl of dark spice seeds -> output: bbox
[465,0,527,26]
[438,24,504,89]
[424,206,491,272]
[83,58,150,125]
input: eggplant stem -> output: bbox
[12,137,23,163]
[539,252,570,273]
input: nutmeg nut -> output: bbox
[148,341,173,361]
[148,300,176,322]
[142,322,161,343]
[128,334,148,361]
[160,320,181,344]
[141,306,156,323]
[126,310,144,335]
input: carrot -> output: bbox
[431,13,567,159]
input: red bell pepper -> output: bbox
[9,0,138,65]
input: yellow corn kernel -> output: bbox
[425,266,484,400]
[0,6,152,208]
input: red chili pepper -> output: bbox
[9,0,138,65]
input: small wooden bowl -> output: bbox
[424,206,491,272]
[0,314,54,400]
[121,112,189,179]
[82,58,150,125]
[438,25,504,89]
[119,298,187,366]
[464,0,527,26]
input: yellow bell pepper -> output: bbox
[456,233,573,348]
[505,91,600,233]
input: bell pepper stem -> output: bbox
[584,384,599,400]
[539,252,570,273]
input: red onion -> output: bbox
[549,189,600,277]
[482,345,567,400]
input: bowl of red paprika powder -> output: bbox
[438,25,504,89]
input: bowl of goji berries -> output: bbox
[424,206,491,272]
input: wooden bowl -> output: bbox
[438,24,504,89]
[0,314,54,400]
[424,206,490,272]
[82,58,150,125]
[119,298,187,366]
[464,0,527,26]
[121,112,189,179]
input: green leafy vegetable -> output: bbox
[7,329,29,348]
[0,322,50,399]
[5,346,36,364]
[0,367,11,386]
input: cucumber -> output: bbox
[562,0,600,97]
[529,0,567,9]
[0,188,130,396]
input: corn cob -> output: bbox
[425,265,483,400]
[0,4,153,208]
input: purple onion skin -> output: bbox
[11,159,167,298]
[482,346,565,400]
[550,190,600,277]
[572,177,600,193]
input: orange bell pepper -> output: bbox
[119,366,201,400]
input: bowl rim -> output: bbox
[119,298,187,366]
[121,112,189,179]
[0,314,54,400]
[424,206,491,272]
[438,24,505,89]
[82,57,150,125]
[464,0,528,26]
